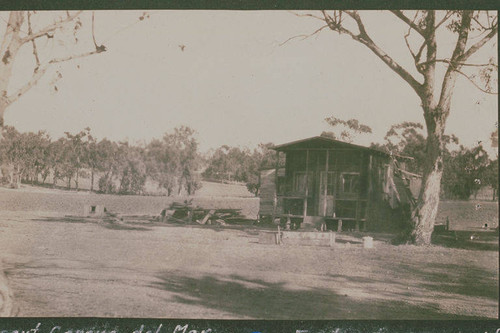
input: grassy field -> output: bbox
[0,182,259,218]
[436,200,499,230]
[0,185,498,319]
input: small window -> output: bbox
[327,172,335,195]
[341,173,360,194]
[294,172,313,194]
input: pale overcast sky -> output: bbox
[3,10,498,155]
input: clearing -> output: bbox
[0,185,497,319]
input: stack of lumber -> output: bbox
[160,201,251,226]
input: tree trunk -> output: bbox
[411,159,443,245]
[410,103,447,245]
[0,12,24,132]
[90,168,94,192]
[75,169,79,191]
[0,13,24,186]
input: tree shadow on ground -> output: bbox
[32,216,89,224]
[328,258,498,302]
[31,216,152,231]
[393,261,498,301]
[102,223,151,231]
[150,271,487,319]
[335,230,498,252]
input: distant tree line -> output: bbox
[201,143,283,196]
[0,125,202,196]
[1,122,497,201]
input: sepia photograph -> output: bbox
[0,9,498,320]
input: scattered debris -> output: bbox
[199,210,215,225]
[158,200,251,226]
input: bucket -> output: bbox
[363,236,373,249]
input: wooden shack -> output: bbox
[258,136,421,232]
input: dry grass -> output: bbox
[0,186,497,319]
[0,211,497,319]
[0,183,259,218]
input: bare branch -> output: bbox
[472,16,489,30]
[419,58,498,68]
[438,11,474,113]
[91,11,106,53]
[343,10,369,38]
[414,41,427,64]
[279,25,328,46]
[7,49,100,105]
[20,11,83,44]
[288,11,324,21]
[322,10,423,96]
[403,26,426,75]
[404,31,417,60]
[459,23,498,62]
[390,10,426,37]
[433,11,455,32]
[27,11,41,72]
[92,11,98,48]
[454,68,498,94]
[422,10,437,95]
[48,49,100,65]
[6,66,47,105]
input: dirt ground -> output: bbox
[0,187,498,319]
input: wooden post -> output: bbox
[323,150,329,216]
[329,231,335,247]
[303,149,309,222]
[364,154,373,232]
[337,219,342,232]
[271,151,279,223]
[355,200,360,232]
[276,225,281,245]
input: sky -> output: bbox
[2,10,498,156]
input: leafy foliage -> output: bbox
[324,117,372,143]
[441,145,490,200]
[146,126,202,196]
[202,142,280,196]
[1,125,202,196]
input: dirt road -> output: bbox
[0,210,497,319]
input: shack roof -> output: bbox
[271,136,387,154]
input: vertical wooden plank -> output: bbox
[303,149,309,221]
[355,200,360,232]
[323,149,329,216]
[271,151,279,223]
[316,152,321,215]
[329,231,335,247]
[332,150,336,221]
[364,153,373,232]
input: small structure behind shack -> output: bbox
[83,205,106,217]
[258,136,421,232]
